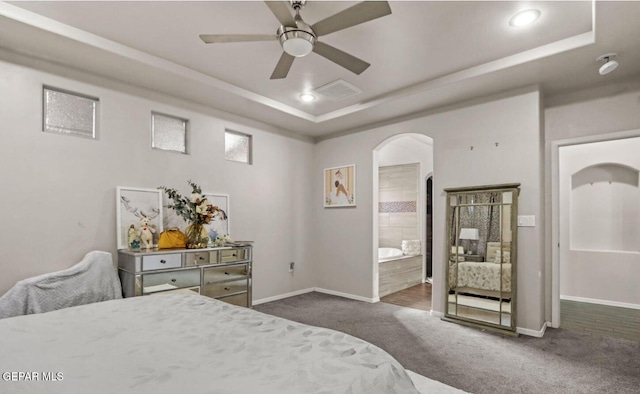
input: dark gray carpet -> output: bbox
[254,292,640,394]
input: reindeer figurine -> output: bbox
[120,196,160,250]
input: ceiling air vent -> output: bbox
[313,79,362,102]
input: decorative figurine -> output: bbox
[128,224,137,241]
[213,234,229,247]
[208,230,218,246]
[138,216,156,249]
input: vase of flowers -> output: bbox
[183,223,209,249]
[159,180,226,249]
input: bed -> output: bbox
[449,242,512,299]
[0,260,419,393]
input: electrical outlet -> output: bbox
[289,262,295,272]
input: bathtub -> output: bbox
[378,248,422,297]
[378,247,407,262]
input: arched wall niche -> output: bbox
[570,162,639,252]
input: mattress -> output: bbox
[0,294,419,394]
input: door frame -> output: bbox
[550,128,640,328]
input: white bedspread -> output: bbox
[450,262,511,293]
[0,294,419,394]
[0,251,121,319]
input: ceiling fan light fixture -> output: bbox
[278,26,316,57]
[509,9,541,27]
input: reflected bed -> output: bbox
[449,242,512,299]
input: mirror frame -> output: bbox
[443,183,520,334]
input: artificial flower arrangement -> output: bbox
[158,180,227,248]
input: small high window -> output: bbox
[152,112,187,154]
[43,86,98,139]
[225,130,252,164]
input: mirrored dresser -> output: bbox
[118,246,252,307]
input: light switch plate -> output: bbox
[517,215,535,227]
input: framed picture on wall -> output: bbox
[116,187,163,249]
[324,164,356,208]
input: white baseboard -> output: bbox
[517,321,547,337]
[430,310,444,318]
[560,295,640,310]
[315,287,379,303]
[252,287,378,306]
[252,288,314,306]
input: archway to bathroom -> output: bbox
[372,133,434,311]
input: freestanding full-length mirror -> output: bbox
[444,183,520,334]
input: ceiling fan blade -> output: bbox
[270,52,295,79]
[312,41,370,75]
[264,1,296,27]
[311,1,392,37]
[199,34,276,44]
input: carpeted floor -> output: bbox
[254,292,640,394]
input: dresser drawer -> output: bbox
[185,251,214,266]
[203,264,248,283]
[220,249,247,263]
[142,253,182,271]
[142,269,200,294]
[203,279,247,298]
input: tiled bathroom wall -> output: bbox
[379,163,419,248]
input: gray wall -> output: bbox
[544,81,640,320]
[7,48,638,334]
[0,58,316,301]
[312,88,545,332]
[560,139,640,306]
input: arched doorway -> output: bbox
[372,133,434,310]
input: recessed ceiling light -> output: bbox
[299,93,316,102]
[509,9,541,27]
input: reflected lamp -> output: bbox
[459,228,479,255]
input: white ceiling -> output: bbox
[1,1,639,139]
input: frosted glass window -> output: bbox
[225,130,252,164]
[152,113,187,153]
[43,87,98,139]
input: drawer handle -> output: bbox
[224,287,230,291]
[224,271,230,275]
[171,279,177,283]
[160,260,167,264]
[199,256,205,260]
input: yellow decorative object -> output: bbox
[158,227,187,249]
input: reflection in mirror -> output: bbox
[444,184,519,333]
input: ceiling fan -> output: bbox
[199,0,392,79]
